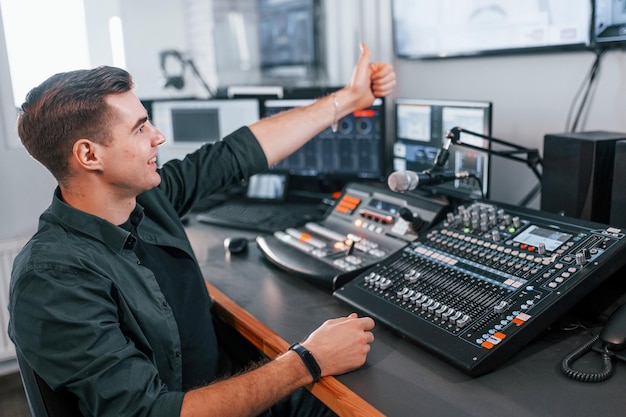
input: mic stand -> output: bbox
[446,126,543,207]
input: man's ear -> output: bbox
[72,139,104,172]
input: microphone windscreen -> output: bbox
[387,171,410,192]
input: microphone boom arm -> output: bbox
[446,126,543,206]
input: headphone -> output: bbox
[159,50,186,90]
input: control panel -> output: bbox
[256,182,449,288]
[335,201,626,375]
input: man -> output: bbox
[8,43,395,417]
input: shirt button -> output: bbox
[162,301,169,308]
[175,351,181,358]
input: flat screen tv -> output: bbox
[393,0,591,59]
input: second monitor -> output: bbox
[392,98,492,201]
[262,94,386,194]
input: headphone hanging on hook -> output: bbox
[159,50,187,90]
[158,49,215,97]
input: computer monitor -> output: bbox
[261,94,386,193]
[151,98,260,164]
[593,0,626,45]
[393,98,492,200]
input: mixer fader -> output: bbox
[335,200,626,375]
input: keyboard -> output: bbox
[195,201,327,233]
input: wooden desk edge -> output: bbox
[205,281,385,417]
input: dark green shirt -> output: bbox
[8,127,268,417]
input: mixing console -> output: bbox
[334,201,626,375]
[256,183,449,288]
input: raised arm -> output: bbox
[249,42,396,166]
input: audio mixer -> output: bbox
[334,201,626,376]
[256,182,449,288]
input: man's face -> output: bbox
[99,91,166,197]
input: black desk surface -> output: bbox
[186,218,626,417]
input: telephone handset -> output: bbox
[561,303,626,382]
[598,304,626,351]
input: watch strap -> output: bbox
[289,342,322,382]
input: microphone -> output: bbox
[387,169,470,192]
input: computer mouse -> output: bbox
[224,237,249,255]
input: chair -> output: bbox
[16,351,82,417]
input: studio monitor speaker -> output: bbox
[541,131,626,224]
[610,140,626,228]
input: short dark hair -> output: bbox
[17,66,134,183]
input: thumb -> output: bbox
[357,42,371,67]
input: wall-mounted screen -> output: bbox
[151,99,260,164]
[393,98,492,200]
[593,0,626,45]
[393,0,591,59]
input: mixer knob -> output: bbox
[582,248,591,259]
[512,216,521,228]
[497,208,505,219]
[575,252,586,266]
[503,214,512,226]
[480,220,488,232]
[537,243,546,255]
[491,230,500,242]
[446,212,455,223]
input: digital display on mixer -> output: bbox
[368,198,401,215]
[513,225,572,252]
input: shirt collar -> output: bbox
[49,187,145,253]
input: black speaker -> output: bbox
[541,131,626,224]
[610,140,626,228]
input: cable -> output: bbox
[468,174,485,201]
[560,334,616,382]
[566,48,607,133]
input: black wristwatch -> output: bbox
[289,343,322,382]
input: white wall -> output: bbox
[0,10,56,240]
[2,0,626,242]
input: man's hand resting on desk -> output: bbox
[301,313,376,378]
